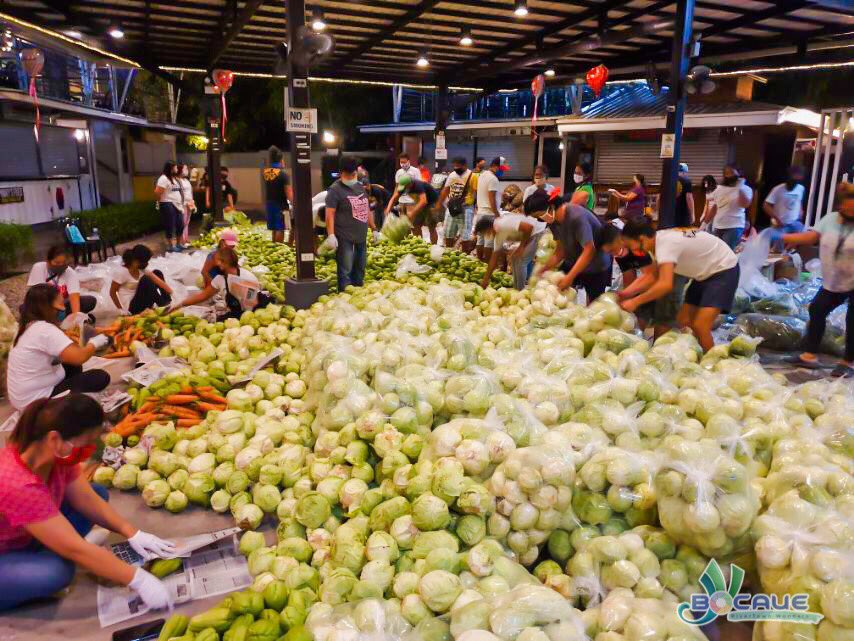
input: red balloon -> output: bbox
[212,69,234,94]
[586,64,609,98]
[21,48,44,77]
[531,73,545,98]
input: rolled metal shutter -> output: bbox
[594,130,731,183]
[474,138,536,180]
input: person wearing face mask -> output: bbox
[781,182,854,377]
[394,153,421,185]
[699,175,718,231]
[177,164,196,250]
[570,162,596,210]
[523,165,555,203]
[0,394,175,612]
[154,161,184,253]
[474,157,506,261]
[357,165,390,231]
[673,162,695,228]
[264,147,293,245]
[764,166,806,252]
[706,164,753,250]
[386,175,441,245]
[6,285,111,411]
[440,157,475,251]
[476,189,549,290]
[534,195,613,302]
[27,246,95,320]
[325,157,377,291]
[609,174,647,223]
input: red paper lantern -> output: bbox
[531,73,545,98]
[21,49,45,141]
[586,64,609,98]
[211,69,234,142]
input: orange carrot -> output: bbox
[161,405,202,419]
[194,386,214,392]
[198,391,228,404]
[165,394,200,405]
[104,350,132,359]
[196,401,228,413]
[177,418,203,427]
[180,385,194,395]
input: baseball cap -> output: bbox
[678,162,689,173]
[491,156,511,172]
[220,229,238,247]
[397,174,413,192]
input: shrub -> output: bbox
[78,201,161,243]
[0,222,34,275]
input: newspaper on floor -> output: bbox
[229,348,284,385]
[98,528,250,628]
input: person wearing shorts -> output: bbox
[439,157,476,251]
[264,147,292,244]
[599,224,685,337]
[617,220,739,352]
[385,175,441,245]
[474,158,505,261]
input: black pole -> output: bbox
[283,0,328,308]
[658,0,695,229]
[205,77,224,223]
[287,0,315,281]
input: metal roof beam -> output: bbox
[804,0,854,15]
[699,0,812,39]
[208,0,266,70]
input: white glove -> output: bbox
[372,230,380,243]
[89,334,110,350]
[128,530,177,561]
[326,234,338,250]
[128,568,173,611]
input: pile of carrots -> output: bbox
[99,319,161,359]
[112,386,228,437]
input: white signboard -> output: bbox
[660,133,675,158]
[287,107,318,133]
[435,148,448,160]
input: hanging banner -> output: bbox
[211,69,234,143]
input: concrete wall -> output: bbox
[178,151,326,204]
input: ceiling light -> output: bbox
[64,29,82,39]
[322,130,336,144]
[73,129,85,141]
[311,8,326,31]
[514,0,528,17]
[108,24,124,39]
[416,50,429,68]
[460,27,473,47]
[545,68,555,77]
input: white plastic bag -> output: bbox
[395,254,431,279]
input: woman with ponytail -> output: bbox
[0,395,174,611]
[7,284,110,411]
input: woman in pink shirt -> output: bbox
[0,395,174,611]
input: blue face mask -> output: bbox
[342,178,359,188]
[56,309,67,322]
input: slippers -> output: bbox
[830,364,853,378]
[782,354,826,369]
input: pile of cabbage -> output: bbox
[194,225,511,300]
[93,274,854,641]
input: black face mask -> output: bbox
[723,176,738,187]
[454,167,465,176]
[49,265,68,277]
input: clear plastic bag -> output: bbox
[395,254,432,279]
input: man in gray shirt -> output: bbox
[325,157,376,290]
[536,199,613,302]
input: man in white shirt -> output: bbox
[617,219,739,352]
[474,157,505,261]
[26,246,95,318]
[475,190,549,290]
[522,164,555,202]
[394,152,421,185]
[764,166,806,250]
[705,165,753,250]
